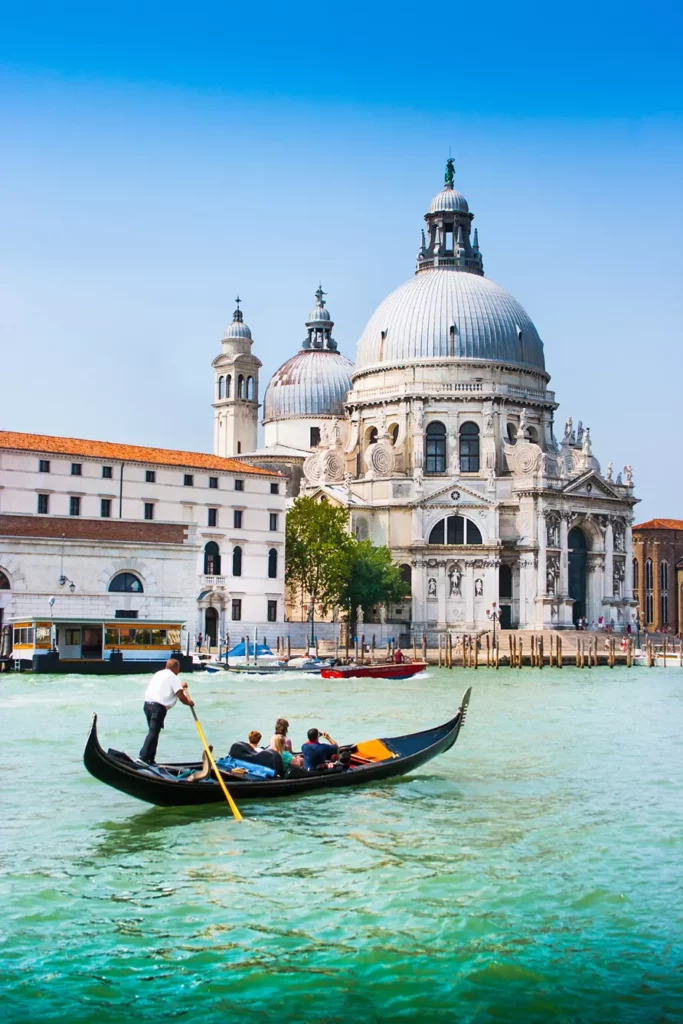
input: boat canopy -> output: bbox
[227,640,274,658]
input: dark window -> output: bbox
[231,599,242,621]
[71,463,82,476]
[270,482,279,495]
[368,427,378,445]
[101,498,112,518]
[0,571,9,590]
[310,426,321,447]
[65,628,81,645]
[632,558,639,596]
[500,564,513,599]
[660,561,669,590]
[507,423,517,445]
[70,496,81,516]
[144,502,154,520]
[39,459,50,473]
[238,374,245,398]
[267,600,277,622]
[237,442,242,453]
[235,479,244,491]
[400,564,412,591]
[646,592,654,624]
[204,541,221,575]
[146,470,156,483]
[208,507,218,527]
[269,513,278,532]
[184,474,194,487]
[645,558,653,590]
[37,493,49,514]
[114,609,138,618]
[247,376,254,400]
[226,374,232,398]
[108,572,143,593]
[268,548,278,578]
[209,476,218,489]
[232,546,242,576]
[391,424,399,445]
[429,515,482,545]
[233,509,243,528]
[459,422,480,473]
[218,376,224,399]
[425,422,446,474]
[102,466,113,479]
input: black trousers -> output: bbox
[139,701,167,763]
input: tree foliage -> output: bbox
[285,496,409,622]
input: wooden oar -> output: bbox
[190,706,243,821]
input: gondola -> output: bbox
[83,688,471,807]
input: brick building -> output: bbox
[632,519,683,634]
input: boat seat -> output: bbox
[353,739,399,762]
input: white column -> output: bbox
[437,561,447,626]
[559,516,569,596]
[605,520,614,598]
[624,523,634,598]
[465,562,476,628]
[412,559,425,624]
[537,510,547,599]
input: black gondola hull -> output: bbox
[83,689,471,807]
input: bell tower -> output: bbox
[212,298,261,457]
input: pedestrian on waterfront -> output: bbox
[139,658,194,765]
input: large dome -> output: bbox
[263,349,354,422]
[354,270,545,373]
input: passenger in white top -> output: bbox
[139,658,194,765]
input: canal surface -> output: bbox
[2,667,682,1023]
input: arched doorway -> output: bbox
[568,527,588,623]
[205,607,218,647]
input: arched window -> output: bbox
[459,422,480,473]
[232,545,242,577]
[632,558,639,589]
[645,592,654,624]
[218,376,224,399]
[428,515,482,545]
[238,375,245,399]
[425,422,446,474]
[247,376,254,400]
[108,572,143,593]
[268,548,278,579]
[390,424,399,445]
[645,558,653,591]
[507,423,517,445]
[661,591,669,625]
[660,561,669,590]
[400,563,412,591]
[204,541,221,575]
[0,571,10,590]
[225,374,232,398]
[367,427,378,445]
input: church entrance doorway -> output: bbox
[499,605,512,629]
[205,607,218,647]
[568,527,588,624]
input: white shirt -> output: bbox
[144,668,182,709]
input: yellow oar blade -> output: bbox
[191,710,243,821]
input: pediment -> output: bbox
[307,485,368,508]
[561,471,621,500]
[415,481,496,509]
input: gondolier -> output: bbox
[139,658,194,765]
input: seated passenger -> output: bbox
[302,728,338,771]
[271,733,301,772]
[269,718,293,754]
[393,648,405,664]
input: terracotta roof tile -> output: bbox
[633,518,683,531]
[0,431,278,476]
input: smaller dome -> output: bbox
[264,349,353,421]
[223,300,252,340]
[428,186,469,214]
[307,304,331,323]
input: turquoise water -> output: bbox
[2,667,682,1023]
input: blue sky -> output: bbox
[1,1,682,519]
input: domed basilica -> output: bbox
[218,161,638,631]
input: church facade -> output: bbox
[229,162,639,631]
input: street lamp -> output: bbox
[486,601,502,649]
[58,575,76,593]
[635,609,641,649]
[48,595,56,651]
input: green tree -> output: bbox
[340,540,410,625]
[285,497,353,641]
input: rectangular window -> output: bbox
[101,498,112,518]
[70,496,81,516]
[233,509,243,529]
[71,463,82,476]
[237,441,242,453]
[270,482,280,495]
[208,507,218,527]
[269,512,278,531]
[144,502,154,520]
[102,466,113,479]
[39,459,50,473]
[209,476,218,489]
[184,474,194,487]
[37,493,49,514]
[65,628,81,645]
[146,470,156,483]
[231,599,242,621]
[234,479,244,491]
[310,426,321,447]
[267,600,277,622]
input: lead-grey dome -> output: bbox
[354,270,545,373]
[264,349,354,421]
[428,187,469,214]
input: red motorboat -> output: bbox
[320,661,427,680]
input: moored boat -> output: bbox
[320,661,428,680]
[82,688,471,807]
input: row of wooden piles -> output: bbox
[408,633,637,668]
